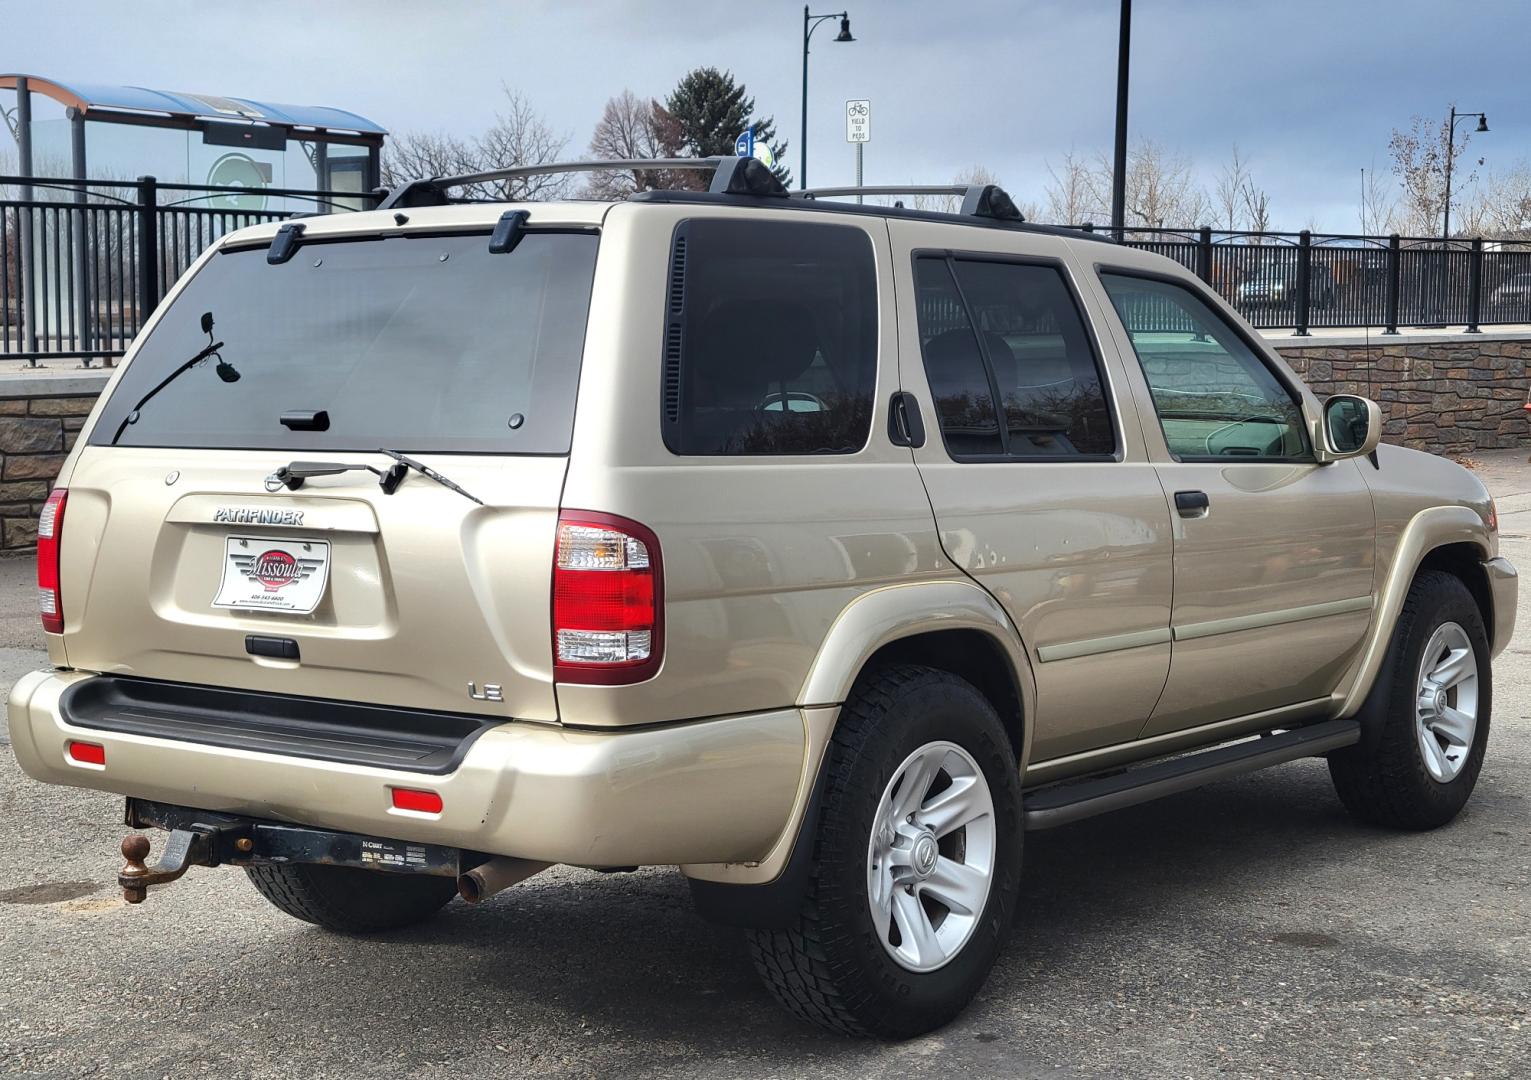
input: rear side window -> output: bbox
[913,256,1116,460]
[92,231,598,454]
[663,219,877,455]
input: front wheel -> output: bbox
[1329,570,1491,830]
[747,665,1023,1038]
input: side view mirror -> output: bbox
[1317,394,1381,461]
[200,312,215,335]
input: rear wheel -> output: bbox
[747,665,1023,1038]
[245,863,459,933]
[1329,570,1491,830]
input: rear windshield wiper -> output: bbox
[377,448,484,505]
[272,450,483,506]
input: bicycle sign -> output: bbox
[846,99,870,143]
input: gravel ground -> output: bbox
[2,455,1530,1079]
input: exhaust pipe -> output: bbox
[458,856,551,904]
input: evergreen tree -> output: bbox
[664,67,791,188]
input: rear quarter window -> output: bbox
[662,218,878,456]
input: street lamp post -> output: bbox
[801,7,855,190]
[1443,106,1488,243]
[1110,0,1131,238]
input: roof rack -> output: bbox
[794,183,1026,222]
[377,156,788,209]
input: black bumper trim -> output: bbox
[61,675,501,775]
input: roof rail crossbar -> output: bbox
[795,183,1026,222]
[377,156,787,210]
[795,184,967,198]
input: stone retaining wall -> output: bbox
[0,333,1525,552]
[0,374,109,552]
[1274,334,1529,458]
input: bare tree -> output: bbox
[380,131,479,187]
[380,87,569,200]
[1359,163,1399,235]
[1087,140,1208,232]
[474,88,572,200]
[1461,165,1531,238]
[1213,146,1251,232]
[583,91,689,199]
[1240,180,1272,233]
[1389,111,1479,236]
[1044,151,1099,225]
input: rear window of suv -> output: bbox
[92,230,598,454]
[662,218,877,456]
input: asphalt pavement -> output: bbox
[2,455,1529,1079]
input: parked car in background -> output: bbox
[1237,263,1337,309]
[1490,272,1531,311]
[8,157,1516,1039]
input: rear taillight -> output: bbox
[552,512,662,684]
[37,488,66,635]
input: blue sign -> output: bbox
[734,127,754,157]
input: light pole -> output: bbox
[1110,0,1131,238]
[1442,106,1488,242]
[801,7,855,190]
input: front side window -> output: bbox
[1100,272,1309,461]
[913,256,1116,460]
[663,218,877,455]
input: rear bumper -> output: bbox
[8,670,806,868]
[1486,555,1518,657]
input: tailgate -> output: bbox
[48,220,600,723]
[58,446,566,721]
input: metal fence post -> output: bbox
[1293,229,1311,336]
[16,76,39,366]
[69,110,93,367]
[135,176,159,332]
[1197,224,1213,284]
[1383,234,1400,334]
[1466,236,1483,333]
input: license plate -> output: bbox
[213,536,331,614]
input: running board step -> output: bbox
[1022,718,1361,831]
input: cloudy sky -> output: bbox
[7,0,1529,229]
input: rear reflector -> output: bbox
[67,740,105,766]
[37,489,66,635]
[553,512,663,685]
[390,787,443,814]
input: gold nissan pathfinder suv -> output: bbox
[9,157,1516,1038]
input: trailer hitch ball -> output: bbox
[119,834,154,904]
[118,828,207,903]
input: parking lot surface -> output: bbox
[3,453,1530,1079]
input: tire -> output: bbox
[1329,570,1491,830]
[747,665,1023,1038]
[245,863,459,933]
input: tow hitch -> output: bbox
[119,825,246,903]
[117,798,468,904]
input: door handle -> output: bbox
[1174,490,1210,517]
[888,391,926,449]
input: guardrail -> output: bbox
[1078,225,1531,335]
[0,175,380,367]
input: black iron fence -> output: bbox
[5,177,1531,366]
[0,175,379,366]
[1079,225,1531,335]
